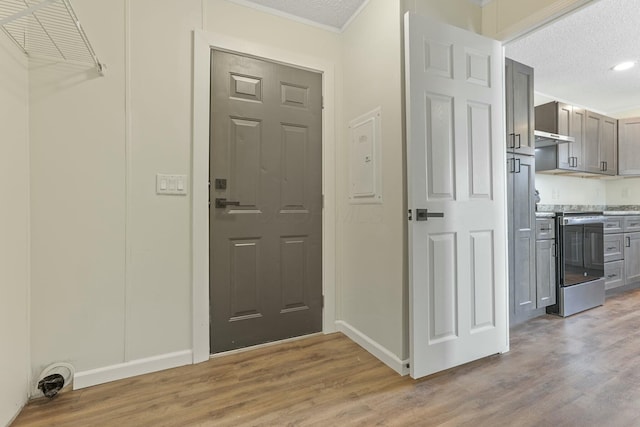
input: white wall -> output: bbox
[29,0,199,379]
[606,178,640,205]
[28,0,342,387]
[0,34,30,425]
[535,174,607,205]
[339,0,405,362]
[30,0,128,379]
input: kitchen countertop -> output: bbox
[604,211,640,216]
[538,205,640,214]
[535,212,555,218]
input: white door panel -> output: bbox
[405,12,508,379]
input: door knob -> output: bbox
[415,209,444,221]
[215,198,241,208]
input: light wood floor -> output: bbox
[13,287,640,427]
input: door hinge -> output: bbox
[322,295,324,308]
[322,194,325,209]
[321,96,324,109]
[408,209,412,221]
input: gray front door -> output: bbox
[209,50,323,353]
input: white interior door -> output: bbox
[404,12,508,379]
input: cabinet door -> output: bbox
[511,61,535,156]
[618,117,640,176]
[535,218,554,240]
[571,107,586,171]
[605,260,625,290]
[584,111,602,173]
[600,116,617,175]
[536,239,557,308]
[623,216,640,232]
[556,103,573,170]
[624,232,640,284]
[604,233,624,263]
[505,59,514,152]
[510,154,536,314]
[604,217,624,234]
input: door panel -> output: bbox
[210,50,323,353]
[511,62,535,156]
[584,111,602,173]
[425,93,455,200]
[405,13,507,379]
[571,107,586,171]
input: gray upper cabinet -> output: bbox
[571,107,586,172]
[506,58,535,156]
[618,117,640,176]
[584,110,617,175]
[584,111,602,173]
[534,102,585,172]
[601,115,618,176]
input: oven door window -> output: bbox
[563,224,604,286]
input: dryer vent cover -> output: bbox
[36,362,74,398]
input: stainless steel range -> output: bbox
[547,212,606,317]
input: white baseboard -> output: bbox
[73,350,193,390]
[336,321,409,376]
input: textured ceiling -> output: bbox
[234,0,368,30]
[506,0,640,115]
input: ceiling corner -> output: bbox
[468,0,494,7]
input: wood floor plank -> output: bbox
[13,288,640,426]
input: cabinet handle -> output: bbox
[552,243,557,257]
[516,158,521,173]
[509,133,516,149]
[601,161,608,172]
[607,274,617,279]
[516,134,522,149]
[606,246,617,251]
[571,157,578,167]
[626,236,631,247]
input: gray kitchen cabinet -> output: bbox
[535,219,556,308]
[624,232,640,285]
[624,216,640,233]
[508,154,536,317]
[506,58,535,156]
[535,101,584,171]
[605,260,625,290]
[618,117,640,176]
[604,217,624,234]
[603,216,640,291]
[604,233,624,263]
[601,115,618,175]
[584,111,618,175]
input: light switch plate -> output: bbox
[156,174,188,196]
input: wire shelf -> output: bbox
[0,0,104,75]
